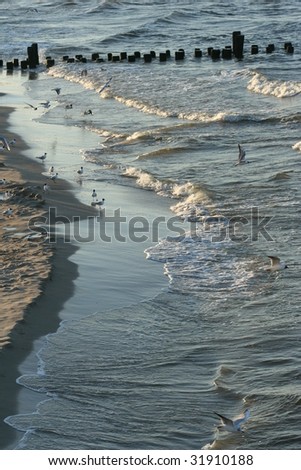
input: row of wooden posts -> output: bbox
[0,35,295,71]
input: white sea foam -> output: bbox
[247,72,301,98]
[292,141,301,152]
[145,224,256,294]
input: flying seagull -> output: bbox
[266,256,288,271]
[25,102,38,111]
[40,101,51,108]
[214,409,250,432]
[99,77,112,94]
[52,88,61,95]
[235,144,249,165]
[0,135,11,151]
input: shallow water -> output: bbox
[1,0,301,450]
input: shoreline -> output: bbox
[0,104,96,449]
[0,78,172,449]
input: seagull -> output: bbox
[48,172,59,181]
[3,207,13,217]
[0,178,7,185]
[49,165,55,174]
[52,88,61,95]
[43,183,49,192]
[65,104,73,109]
[40,101,51,108]
[36,152,47,161]
[25,102,38,111]
[99,77,112,94]
[91,189,97,200]
[9,138,17,146]
[77,166,84,175]
[93,198,105,207]
[0,135,11,151]
[266,256,288,271]
[84,109,93,115]
[3,190,12,200]
[235,144,250,165]
[214,409,250,432]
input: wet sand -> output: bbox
[0,105,97,448]
[0,86,173,449]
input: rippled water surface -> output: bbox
[1,0,301,450]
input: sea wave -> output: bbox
[292,141,301,152]
[145,224,257,295]
[247,71,301,98]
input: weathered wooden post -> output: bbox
[143,53,152,63]
[27,42,39,68]
[232,31,244,59]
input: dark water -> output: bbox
[1,0,301,449]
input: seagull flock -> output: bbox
[20,78,111,215]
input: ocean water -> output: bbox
[1,0,301,450]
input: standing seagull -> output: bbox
[43,183,49,193]
[3,207,14,217]
[266,256,288,271]
[49,165,55,174]
[214,409,250,432]
[235,144,249,165]
[93,198,105,208]
[91,189,97,201]
[77,166,84,175]
[36,152,47,161]
[48,172,59,182]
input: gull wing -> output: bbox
[233,409,250,428]
[25,102,37,110]
[99,77,112,94]
[0,136,10,151]
[214,412,234,427]
[238,144,246,162]
[268,256,280,266]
